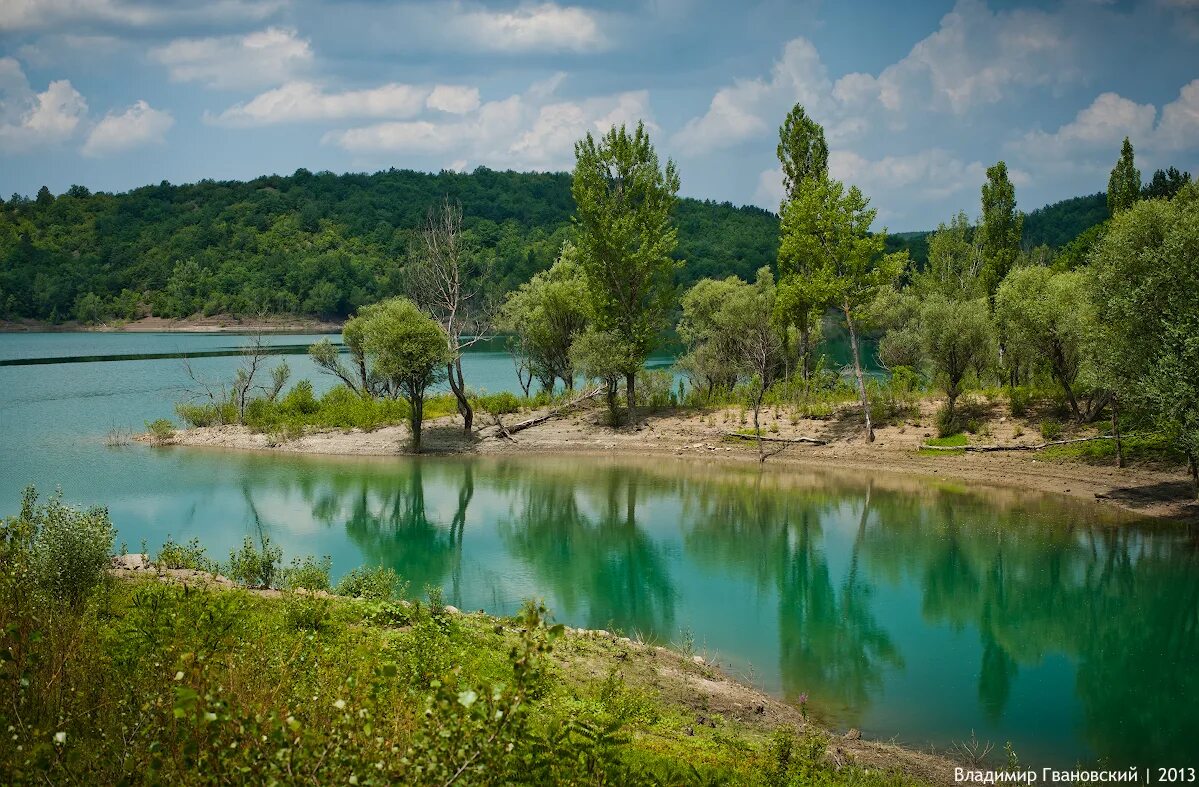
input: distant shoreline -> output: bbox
[0,314,344,334]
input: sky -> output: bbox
[1,0,1197,230]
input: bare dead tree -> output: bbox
[407,197,492,432]
[179,327,290,425]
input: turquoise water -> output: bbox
[1,332,1195,769]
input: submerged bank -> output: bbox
[147,397,1199,525]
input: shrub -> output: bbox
[145,418,175,445]
[635,369,674,409]
[475,390,522,417]
[21,487,115,606]
[156,535,217,573]
[1040,418,1063,440]
[335,564,403,601]
[280,379,319,414]
[226,535,282,589]
[282,554,332,592]
[175,401,235,427]
[1009,386,1031,417]
[935,403,962,437]
[283,592,331,631]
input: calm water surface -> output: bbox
[1,332,1195,768]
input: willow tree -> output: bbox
[780,177,906,442]
[775,104,830,380]
[1107,137,1141,216]
[571,122,680,429]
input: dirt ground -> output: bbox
[150,396,1199,524]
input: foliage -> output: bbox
[1107,137,1141,216]
[1022,193,1108,250]
[282,554,333,592]
[498,242,590,392]
[226,535,283,589]
[156,536,217,573]
[570,329,638,424]
[919,295,993,422]
[1142,167,1192,201]
[978,161,1024,304]
[145,418,175,445]
[334,565,404,601]
[572,121,680,426]
[776,103,829,204]
[5,487,115,607]
[0,168,778,323]
[1090,184,1199,491]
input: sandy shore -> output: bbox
[146,398,1199,524]
[0,314,343,333]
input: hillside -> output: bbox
[0,167,1112,324]
[0,168,778,323]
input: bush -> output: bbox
[335,564,403,601]
[156,536,217,573]
[226,535,282,589]
[636,369,674,409]
[175,401,235,427]
[282,554,332,592]
[145,418,175,445]
[1040,418,1063,440]
[475,391,522,417]
[280,379,319,414]
[18,487,115,606]
[1009,386,1031,417]
[283,592,331,631]
[935,403,962,437]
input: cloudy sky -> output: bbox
[2,0,1197,230]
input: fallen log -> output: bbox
[505,385,605,435]
[723,432,828,446]
[921,435,1114,452]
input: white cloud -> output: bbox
[672,37,830,155]
[1020,92,1156,159]
[1155,79,1199,151]
[213,81,430,126]
[150,27,311,90]
[443,2,607,53]
[0,0,283,32]
[0,57,87,152]
[427,85,480,115]
[82,99,173,156]
[324,78,654,172]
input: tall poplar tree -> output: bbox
[780,177,906,442]
[571,122,680,428]
[775,104,831,380]
[978,161,1024,306]
[1107,137,1142,216]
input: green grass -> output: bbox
[919,433,968,455]
[1041,433,1186,465]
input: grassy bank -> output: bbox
[0,489,948,785]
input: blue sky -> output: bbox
[2,0,1197,230]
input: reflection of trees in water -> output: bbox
[498,467,677,638]
[681,479,900,722]
[862,492,1199,764]
[296,461,475,603]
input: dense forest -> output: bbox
[0,168,777,322]
[0,165,1157,324]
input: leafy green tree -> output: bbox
[570,330,637,425]
[677,275,746,398]
[35,186,53,206]
[996,267,1103,423]
[918,211,982,297]
[919,295,993,424]
[498,242,589,392]
[356,297,453,452]
[1142,167,1192,201]
[1107,137,1142,216]
[775,104,831,380]
[978,161,1024,306]
[726,267,787,462]
[571,122,680,429]
[1091,185,1199,494]
[780,177,906,442]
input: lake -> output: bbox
[1,331,1195,768]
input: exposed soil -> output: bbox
[147,397,1199,525]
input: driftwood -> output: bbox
[503,385,605,436]
[723,432,828,446]
[921,435,1114,453]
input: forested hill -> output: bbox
[0,167,776,322]
[0,166,1107,324]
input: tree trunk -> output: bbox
[800,323,811,382]
[844,303,874,443]
[606,379,618,425]
[1110,397,1124,469]
[446,358,473,432]
[625,371,637,430]
[410,395,424,453]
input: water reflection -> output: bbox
[213,450,1196,766]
